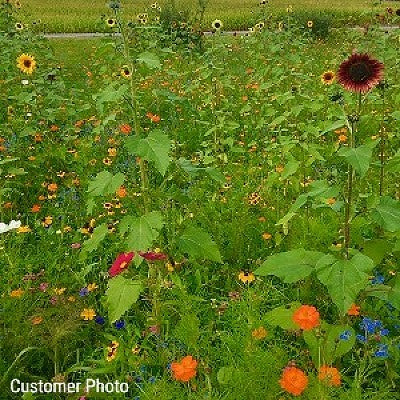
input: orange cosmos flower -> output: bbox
[347,303,360,316]
[146,112,161,123]
[292,305,320,331]
[171,355,197,382]
[47,183,58,192]
[50,124,59,132]
[116,185,127,198]
[31,204,41,213]
[279,366,308,396]
[318,365,341,386]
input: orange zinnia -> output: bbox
[318,365,341,386]
[279,366,308,396]
[146,112,161,123]
[119,124,132,134]
[171,355,197,382]
[292,305,320,331]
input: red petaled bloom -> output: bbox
[139,251,167,261]
[337,53,384,93]
[109,252,135,277]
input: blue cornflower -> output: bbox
[360,317,375,334]
[95,316,105,325]
[114,319,125,329]
[374,344,389,358]
[339,330,352,341]
[148,376,156,384]
[380,329,389,336]
[135,376,143,383]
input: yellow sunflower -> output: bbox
[106,17,116,28]
[16,54,36,75]
[120,65,131,79]
[321,70,336,85]
[15,22,24,30]
[307,20,313,28]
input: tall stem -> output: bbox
[343,92,361,259]
[379,86,386,196]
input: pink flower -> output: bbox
[108,252,135,277]
[39,282,49,292]
[139,251,167,261]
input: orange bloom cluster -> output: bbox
[171,355,197,382]
[292,305,320,331]
[318,365,341,386]
[279,366,308,396]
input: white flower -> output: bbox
[21,79,29,85]
[0,220,21,234]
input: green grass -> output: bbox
[15,0,400,32]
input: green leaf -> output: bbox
[87,171,125,197]
[178,226,222,262]
[361,239,393,265]
[255,249,324,283]
[137,51,161,69]
[105,275,143,322]
[125,130,171,176]
[371,196,400,232]
[119,211,164,252]
[281,160,300,180]
[217,367,235,385]
[321,119,346,135]
[80,224,108,259]
[263,302,301,330]
[388,278,400,310]
[338,144,374,178]
[173,314,200,349]
[386,150,400,173]
[303,323,355,365]
[316,253,374,314]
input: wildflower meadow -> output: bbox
[1,0,400,399]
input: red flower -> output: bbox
[139,251,167,261]
[337,53,383,93]
[108,252,135,277]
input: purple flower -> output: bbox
[79,287,89,297]
[114,319,125,329]
[95,316,105,325]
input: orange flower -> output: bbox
[262,232,272,240]
[50,124,59,132]
[119,124,132,134]
[338,134,347,143]
[252,326,268,340]
[279,366,308,396]
[31,316,43,325]
[292,305,320,331]
[10,288,24,298]
[318,365,341,386]
[347,303,360,316]
[146,112,161,123]
[47,183,58,192]
[171,355,197,382]
[31,204,41,213]
[116,185,127,198]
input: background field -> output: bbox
[17,0,400,32]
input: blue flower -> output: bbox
[139,365,147,373]
[360,318,382,334]
[380,329,389,336]
[374,344,389,358]
[95,316,105,325]
[371,274,385,285]
[356,334,367,343]
[148,376,156,384]
[339,330,352,341]
[114,320,125,329]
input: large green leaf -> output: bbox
[371,196,400,232]
[303,323,356,365]
[87,171,125,197]
[316,253,374,314]
[263,302,301,330]
[255,249,324,283]
[178,226,222,262]
[105,275,143,322]
[388,277,400,310]
[125,130,171,176]
[338,144,374,178]
[80,224,108,260]
[119,211,164,252]
[386,150,400,173]
[137,51,161,69]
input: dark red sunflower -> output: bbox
[337,53,383,93]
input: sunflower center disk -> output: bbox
[348,62,372,82]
